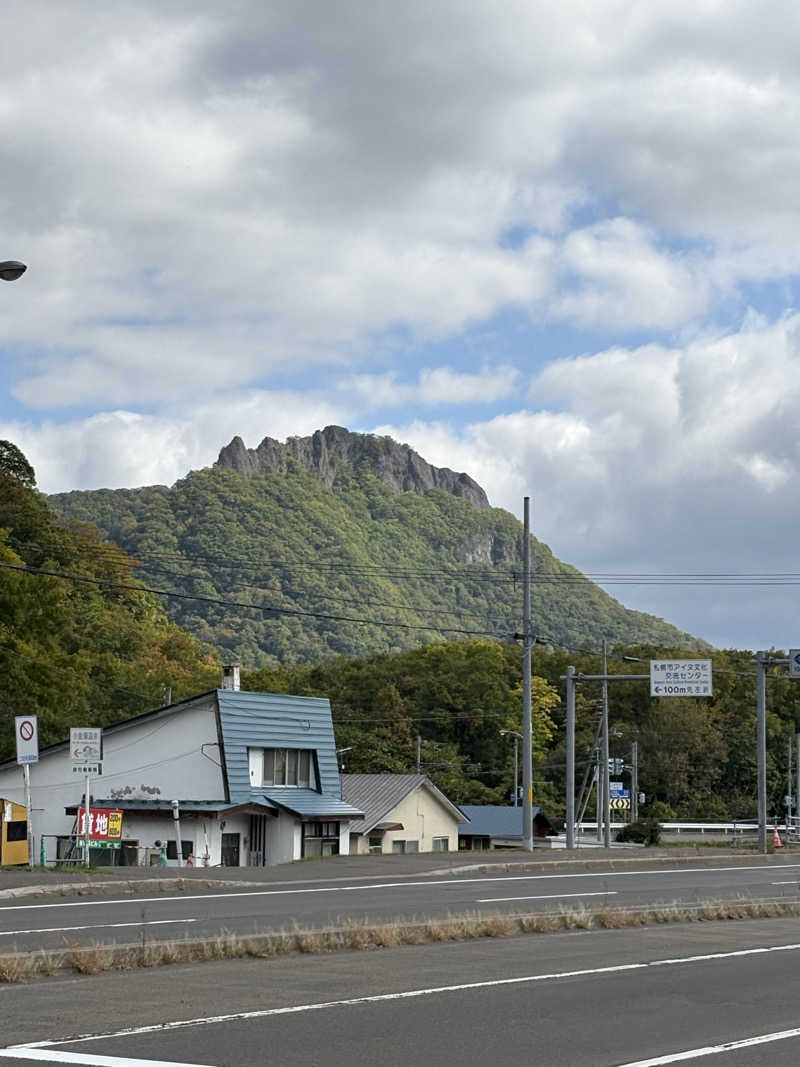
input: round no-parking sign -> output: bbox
[15,715,39,764]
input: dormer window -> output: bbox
[249,747,316,788]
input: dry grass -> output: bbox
[3,897,800,983]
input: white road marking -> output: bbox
[771,880,799,884]
[0,1053,211,1066]
[10,940,800,1050]
[475,891,617,902]
[0,863,796,914]
[613,1024,800,1065]
[0,919,196,937]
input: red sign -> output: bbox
[77,808,123,840]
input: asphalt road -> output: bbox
[1,855,800,951]
[3,917,800,1065]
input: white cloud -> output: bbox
[2,390,350,493]
[343,365,519,409]
[376,313,800,648]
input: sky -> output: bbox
[3,1,800,651]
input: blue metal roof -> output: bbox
[216,689,343,805]
[458,804,541,837]
[257,788,363,818]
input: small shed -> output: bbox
[458,804,554,850]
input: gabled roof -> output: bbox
[458,804,541,837]
[217,689,342,804]
[342,773,466,835]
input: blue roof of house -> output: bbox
[216,689,344,805]
[458,804,541,837]
[256,788,362,818]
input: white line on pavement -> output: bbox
[1,863,797,913]
[612,1024,800,1065]
[10,940,800,1050]
[0,1052,211,1066]
[475,890,617,902]
[0,919,196,937]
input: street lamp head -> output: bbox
[0,261,27,282]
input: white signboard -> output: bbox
[789,650,800,678]
[70,728,103,775]
[15,715,39,765]
[650,659,712,697]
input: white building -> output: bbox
[0,669,362,867]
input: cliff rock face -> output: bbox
[215,426,491,510]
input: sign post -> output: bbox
[70,728,103,866]
[15,716,38,868]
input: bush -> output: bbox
[615,818,662,846]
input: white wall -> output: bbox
[351,786,461,854]
[0,697,224,849]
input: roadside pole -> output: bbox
[631,741,639,823]
[565,666,575,848]
[522,497,533,852]
[171,800,184,868]
[23,764,33,869]
[796,731,800,838]
[14,716,38,869]
[788,738,793,837]
[756,652,767,855]
[84,772,91,865]
[602,640,610,849]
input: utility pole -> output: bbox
[416,735,421,774]
[756,652,767,855]
[602,639,610,849]
[522,497,533,851]
[788,737,793,836]
[565,666,576,848]
[631,740,639,824]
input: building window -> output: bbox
[432,837,449,852]
[368,836,382,854]
[166,840,193,860]
[302,821,339,858]
[260,748,315,788]
[391,839,419,854]
[6,820,26,843]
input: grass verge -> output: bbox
[3,898,800,983]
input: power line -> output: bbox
[0,560,511,640]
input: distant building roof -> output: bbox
[342,773,466,835]
[458,804,541,838]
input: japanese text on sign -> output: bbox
[650,659,712,697]
[76,808,123,839]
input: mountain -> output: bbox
[48,427,706,666]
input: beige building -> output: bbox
[342,774,466,855]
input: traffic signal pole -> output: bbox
[602,640,611,849]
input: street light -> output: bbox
[336,746,354,772]
[500,729,523,807]
[0,261,26,282]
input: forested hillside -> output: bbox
[2,435,794,821]
[0,442,221,761]
[49,427,703,667]
[248,641,799,820]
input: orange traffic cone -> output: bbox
[773,825,783,849]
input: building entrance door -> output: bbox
[221,832,240,867]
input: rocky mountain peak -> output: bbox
[215,426,491,510]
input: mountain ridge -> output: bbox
[48,428,707,664]
[216,425,491,510]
